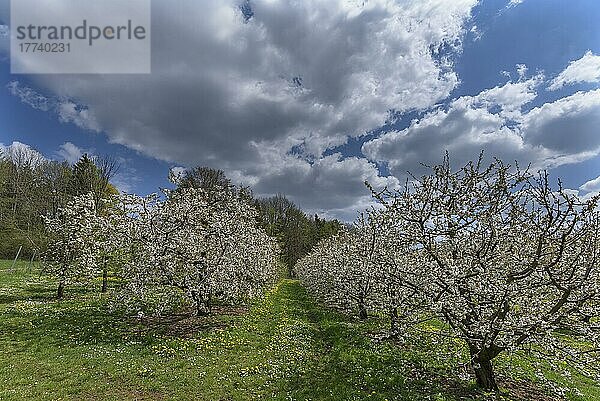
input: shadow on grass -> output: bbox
[133,305,247,338]
[0,303,128,350]
[0,283,59,303]
[276,281,482,401]
[1,284,247,354]
[278,282,562,401]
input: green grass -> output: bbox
[0,262,598,400]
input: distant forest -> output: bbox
[0,145,342,273]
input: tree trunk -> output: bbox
[57,281,65,299]
[358,296,368,320]
[389,307,399,336]
[101,265,108,293]
[191,291,210,316]
[195,301,210,316]
[471,353,498,391]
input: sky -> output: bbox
[1,0,600,221]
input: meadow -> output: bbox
[0,260,598,400]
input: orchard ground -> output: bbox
[0,260,598,401]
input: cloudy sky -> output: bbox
[1,0,599,220]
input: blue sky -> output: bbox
[1,0,600,220]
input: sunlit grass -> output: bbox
[0,263,598,400]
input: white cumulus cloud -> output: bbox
[362,76,545,176]
[7,81,101,132]
[549,51,600,90]
[3,0,478,218]
[56,102,101,132]
[579,175,600,194]
[56,142,85,164]
[507,0,525,8]
[363,79,600,178]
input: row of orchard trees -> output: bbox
[297,155,600,391]
[43,177,280,316]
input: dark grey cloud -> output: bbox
[4,4,600,219]
[522,89,600,154]
[252,153,399,218]
[2,0,477,218]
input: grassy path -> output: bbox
[1,267,598,400]
[0,272,463,401]
[259,280,470,400]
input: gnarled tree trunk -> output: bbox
[469,345,502,391]
[358,295,368,320]
[101,263,108,293]
[57,280,65,299]
[191,290,211,316]
[472,357,497,391]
